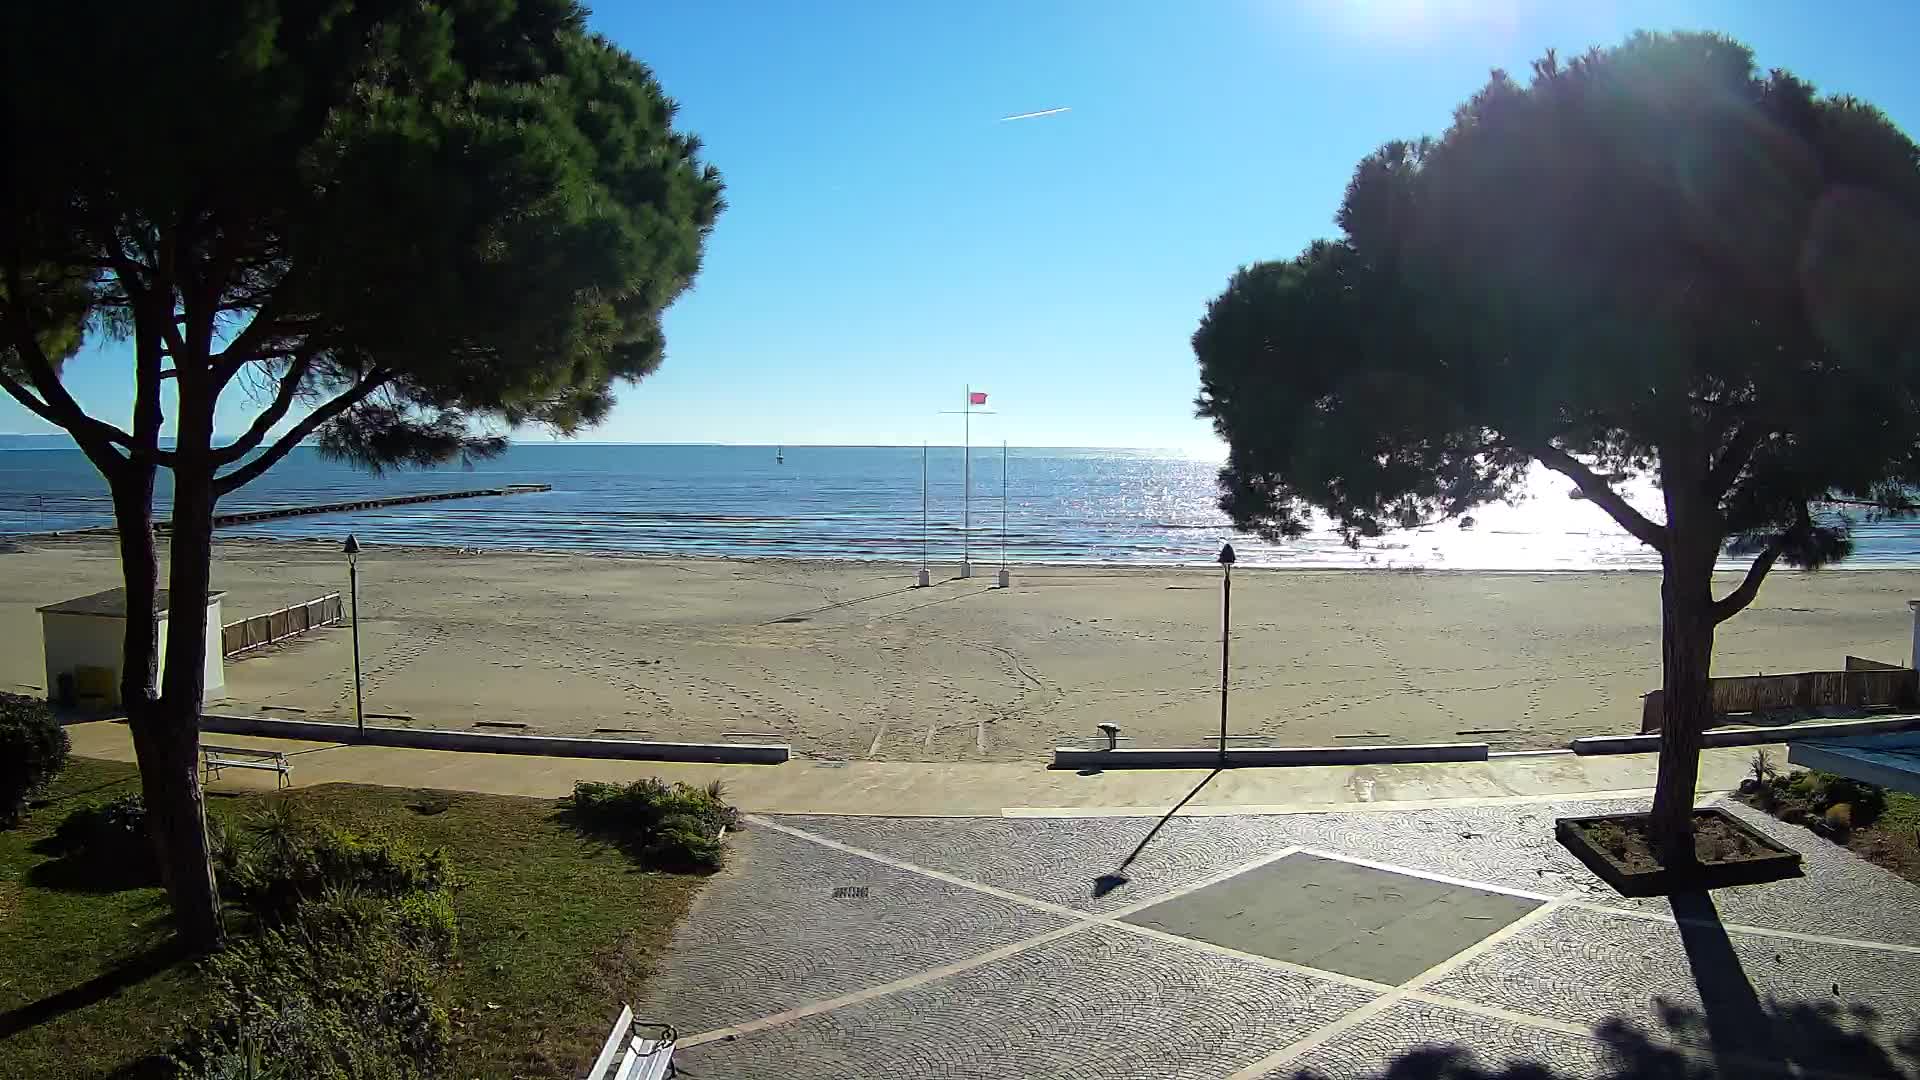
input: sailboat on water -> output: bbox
[775,445,784,465]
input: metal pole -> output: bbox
[922,442,929,570]
[349,558,365,737]
[963,386,971,572]
[1218,553,1234,762]
[1001,440,1008,568]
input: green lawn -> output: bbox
[1,759,703,1078]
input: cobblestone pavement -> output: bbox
[645,794,1920,1079]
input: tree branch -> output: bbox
[94,224,193,366]
[211,356,314,465]
[1528,442,1670,551]
[1707,424,1760,497]
[1711,539,1783,624]
[0,272,140,461]
[212,266,305,382]
[0,369,65,429]
[212,369,391,496]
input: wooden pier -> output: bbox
[157,483,550,533]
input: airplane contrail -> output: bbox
[999,106,1071,122]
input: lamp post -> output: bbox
[1217,543,1235,763]
[344,534,365,738]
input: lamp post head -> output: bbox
[343,534,361,563]
[1217,543,1236,566]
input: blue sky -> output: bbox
[7,0,1918,452]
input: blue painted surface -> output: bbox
[1789,732,1920,796]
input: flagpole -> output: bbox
[962,385,971,579]
[917,443,930,587]
[997,440,1011,588]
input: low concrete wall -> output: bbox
[1051,742,1488,770]
[199,713,789,765]
[1571,714,1920,756]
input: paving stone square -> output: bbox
[1121,852,1544,984]
[637,824,1071,1031]
[673,924,1379,1080]
[655,804,1920,1079]
[1424,902,1920,1076]
[1280,999,1619,1079]
[785,812,1296,912]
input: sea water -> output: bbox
[4,442,1917,570]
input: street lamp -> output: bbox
[344,534,364,738]
[1217,543,1235,763]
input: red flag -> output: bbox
[969,391,988,405]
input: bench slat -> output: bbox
[202,745,287,760]
[628,1040,672,1080]
[585,1005,633,1080]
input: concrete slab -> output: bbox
[1121,852,1543,985]
[63,719,1769,817]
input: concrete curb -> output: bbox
[1569,713,1920,756]
[1050,742,1488,770]
[199,713,790,764]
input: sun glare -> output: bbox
[1303,0,1530,47]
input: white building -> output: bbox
[37,588,225,707]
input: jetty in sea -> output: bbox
[156,483,551,533]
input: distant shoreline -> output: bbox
[29,531,1920,576]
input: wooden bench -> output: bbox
[201,744,292,790]
[584,1005,675,1080]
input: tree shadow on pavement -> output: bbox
[1284,1005,1915,1078]
[1283,893,1916,1078]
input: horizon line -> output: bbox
[0,433,1220,454]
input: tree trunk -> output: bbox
[154,460,225,951]
[113,464,225,951]
[1649,545,1718,867]
[111,470,160,714]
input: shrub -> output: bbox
[223,811,451,925]
[0,692,68,826]
[1816,777,1886,827]
[1825,803,1854,834]
[1777,770,1889,828]
[50,793,158,882]
[566,777,739,871]
[173,890,451,1080]
[179,817,458,1080]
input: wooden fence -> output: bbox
[1640,664,1917,733]
[221,593,344,658]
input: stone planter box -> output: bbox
[1556,808,1802,897]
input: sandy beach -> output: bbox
[5,536,1918,761]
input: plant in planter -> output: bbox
[1558,808,1802,897]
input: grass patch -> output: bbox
[1,759,705,1078]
